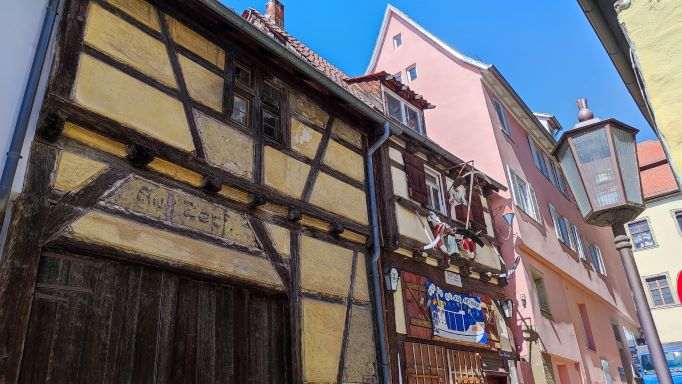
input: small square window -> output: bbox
[263,82,280,106]
[231,94,249,126]
[424,167,444,213]
[393,33,402,49]
[234,63,252,86]
[263,109,280,141]
[407,65,418,82]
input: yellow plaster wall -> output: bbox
[66,210,283,290]
[264,222,290,259]
[178,54,223,111]
[290,118,322,160]
[341,306,377,383]
[165,16,225,69]
[301,298,346,383]
[475,244,502,273]
[331,119,362,149]
[300,235,353,297]
[388,147,403,165]
[395,203,430,243]
[263,146,310,199]
[73,54,194,152]
[353,252,370,302]
[618,2,682,177]
[106,0,160,31]
[629,193,682,344]
[393,278,407,334]
[308,172,368,225]
[322,140,365,182]
[54,151,108,192]
[105,176,260,249]
[194,110,253,179]
[84,4,176,88]
[290,92,329,128]
[391,166,409,199]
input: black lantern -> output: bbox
[384,267,400,293]
[501,298,514,319]
[552,99,644,226]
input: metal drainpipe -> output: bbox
[367,121,393,383]
[0,0,60,230]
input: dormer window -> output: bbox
[383,87,424,134]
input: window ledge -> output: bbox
[501,129,514,143]
[633,244,658,252]
[651,303,682,310]
[515,205,542,227]
[540,309,553,320]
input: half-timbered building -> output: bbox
[0,0,383,382]
[347,72,520,383]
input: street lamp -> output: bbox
[553,99,673,384]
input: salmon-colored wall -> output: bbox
[370,15,506,185]
[370,8,639,383]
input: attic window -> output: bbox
[383,87,423,134]
[394,72,403,84]
[393,33,402,49]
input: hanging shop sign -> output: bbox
[426,281,487,345]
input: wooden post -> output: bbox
[0,142,57,382]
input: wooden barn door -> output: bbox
[18,252,289,383]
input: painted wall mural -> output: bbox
[426,281,487,345]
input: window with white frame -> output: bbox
[528,137,551,179]
[393,33,402,49]
[424,167,445,213]
[493,99,511,136]
[589,244,607,275]
[548,203,573,247]
[406,65,418,82]
[551,161,570,197]
[508,167,541,222]
[571,224,587,260]
[675,210,682,233]
[645,275,675,307]
[383,87,423,134]
[628,219,655,249]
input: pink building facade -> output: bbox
[367,6,640,384]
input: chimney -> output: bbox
[265,0,284,29]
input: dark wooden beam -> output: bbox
[0,142,58,383]
[301,117,335,202]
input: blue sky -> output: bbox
[222,0,655,141]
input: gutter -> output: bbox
[366,121,393,384]
[0,0,60,229]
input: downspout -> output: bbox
[367,121,394,383]
[0,0,60,229]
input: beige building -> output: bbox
[577,0,682,186]
[626,141,682,345]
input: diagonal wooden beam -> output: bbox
[247,217,291,292]
[40,167,130,245]
[301,116,335,202]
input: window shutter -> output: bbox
[404,152,428,205]
[548,203,560,239]
[565,219,576,250]
[507,166,519,206]
[528,184,541,223]
[401,272,432,339]
[470,190,487,232]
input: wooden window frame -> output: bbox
[532,269,551,316]
[230,91,251,128]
